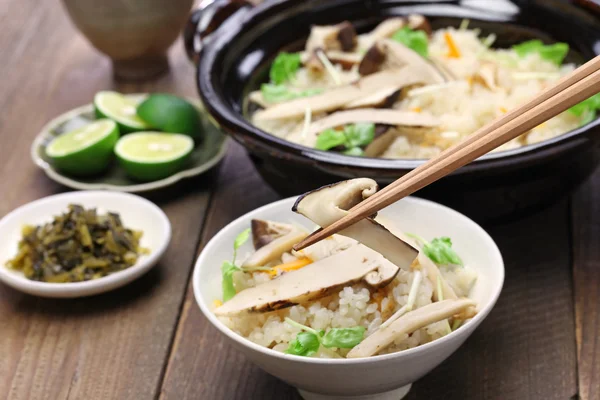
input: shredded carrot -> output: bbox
[499,107,507,113]
[268,258,312,277]
[410,107,422,113]
[213,299,223,307]
[444,32,461,58]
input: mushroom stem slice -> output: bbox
[293,178,418,271]
[215,244,400,316]
[253,65,439,121]
[346,298,477,358]
[288,109,438,148]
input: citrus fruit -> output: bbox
[115,132,194,181]
[136,94,203,139]
[46,119,119,176]
[94,91,149,133]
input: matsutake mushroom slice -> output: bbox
[344,87,401,109]
[251,219,297,249]
[346,298,477,358]
[306,21,358,53]
[253,65,438,121]
[381,39,446,83]
[300,50,363,70]
[242,221,308,268]
[215,244,400,316]
[293,178,418,270]
[358,42,386,75]
[287,109,438,148]
[305,21,358,71]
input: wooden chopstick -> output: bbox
[294,55,600,251]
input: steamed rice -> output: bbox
[217,233,477,358]
[251,25,583,159]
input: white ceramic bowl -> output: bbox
[0,191,171,298]
[193,196,504,400]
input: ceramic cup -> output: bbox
[62,0,194,81]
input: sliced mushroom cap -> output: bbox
[242,224,308,268]
[358,42,386,75]
[360,15,431,49]
[293,178,418,271]
[305,21,358,70]
[215,244,400,316]
[251,219,296,249]
[253,65,438,121]
[363,126,398,157]
[407,14,432,35]
[337,21,358,51]
[301,50,362,70]
[379,39,446,83]
[361,18,405,49]
[346,298,477,358]
[306,22,357,53]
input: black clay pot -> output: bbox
[186,0,600,222]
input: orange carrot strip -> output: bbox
[268,258,312,277]
[444,32,461,58]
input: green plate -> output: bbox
[31,94,228,193]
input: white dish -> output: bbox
[0,191,171,298]
[193,196,504,400]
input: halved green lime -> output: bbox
[46,119,119,176]
[115,132,194,181]
[94,91,149,133]
[136,94,203,139]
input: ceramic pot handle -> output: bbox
[183,0,257,63]
[572,0,600,16]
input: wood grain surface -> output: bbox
[572,168,600,400]
[0,1,216,399]
[160,145,580,400]
[0,0,598,399]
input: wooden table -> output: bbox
[1,2,598,399]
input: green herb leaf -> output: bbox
[221,261,241,302]
[344,123,375,148]
[423,237,463,266]
[512,40,569,65]
[261,84,322,104]
[270,52,302,84]
[321,327,366,348]
[232,228,251,263]
[569,93,600,126]
[581,109,598,126]
[315,129,347,151]
[316,123,375,153]
[391,27,429,58]
[285,331,321,356]
[343,147,365,156]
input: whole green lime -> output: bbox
[136,94,203,140]
[46,119,119,176]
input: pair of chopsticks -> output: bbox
[294,55,600,251]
